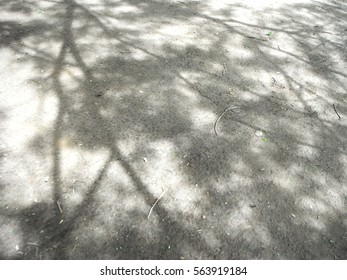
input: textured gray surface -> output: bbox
[0,0,346,259]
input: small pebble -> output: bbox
[255,131,263,137]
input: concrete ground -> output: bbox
[0,0,346,259]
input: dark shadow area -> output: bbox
[0,0,346,259]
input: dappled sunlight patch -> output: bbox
[94,181,150,222]
[190,107,216,131]
[297,193,345,232]
[0,218,23,258]
[139,140,187,194]
[154,18,215,49]
[225,7,258,25]
[0,49,15,71]
[164,186,205,216]
[129,140,207,217]
[169,37,214,52]
[271,168,302,192]
[299,196,329,216]
[0,154,53,209]
[315,185,347,214]
[159,24,192,38]
[249,139,266,155]
[59,145,110,190]
[205,0,231,13]
[274,122,316,146]
[339,153,347,178]
[60,64,85,85]
[225,200,272,246]
[309,170,328,187]
[229,161,253,181]
[58,138,87,167]
[226,173,253,192]
[117,139,137,158]
[227,203,254,233]
[175,85,200,102]
[178,71,203,84]
[241,0,311,9]
[38,93,60,125]
[21,39,62,63]
[200,230,222,250]
[304,216,326,231]
[228,45,254,60]
[296,143,319,160]
[105,2,143,14]
[64,183,86,213]
[127,48,151,61]
[1,0,346,259]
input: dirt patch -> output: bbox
[0,0,346,259]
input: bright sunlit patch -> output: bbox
[108,3,143,14]
[175,85,200,102]
[178,71,204,85]
[0,218,23,258]
[271,169,300,192]
[59,145,110,192]
[303,216,326,231]
[201,230,222,249]
[129,48,150,61]
[227,203,253,233]
[117,139,137,157]
[240,0,313,9]
[206,0,230,11]
[140,140,182,193]
[225,200,271,245]
[341,155,347,178]
[137,140,204,215]
[190,107,216,130]
[296,144,319,159]
[159,24,191,37]
[300,196,329,214]
[228,46,253,60]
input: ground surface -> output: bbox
[0,0,346,259]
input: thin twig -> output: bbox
[271,76,276,86]
[72,245,77,253]
[214,107,238,136]
[26,242,39,247]
[246,36,267,42]
[57,200,63,214]
[333,104,341,120]
[147,189,168,219]
[222,63,227,76]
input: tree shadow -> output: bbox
[0,0,346,259]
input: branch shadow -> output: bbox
[0,0,346,259]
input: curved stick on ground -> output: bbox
[333,103,341,120]
[147,189,168,219]
[214,107,238,136]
